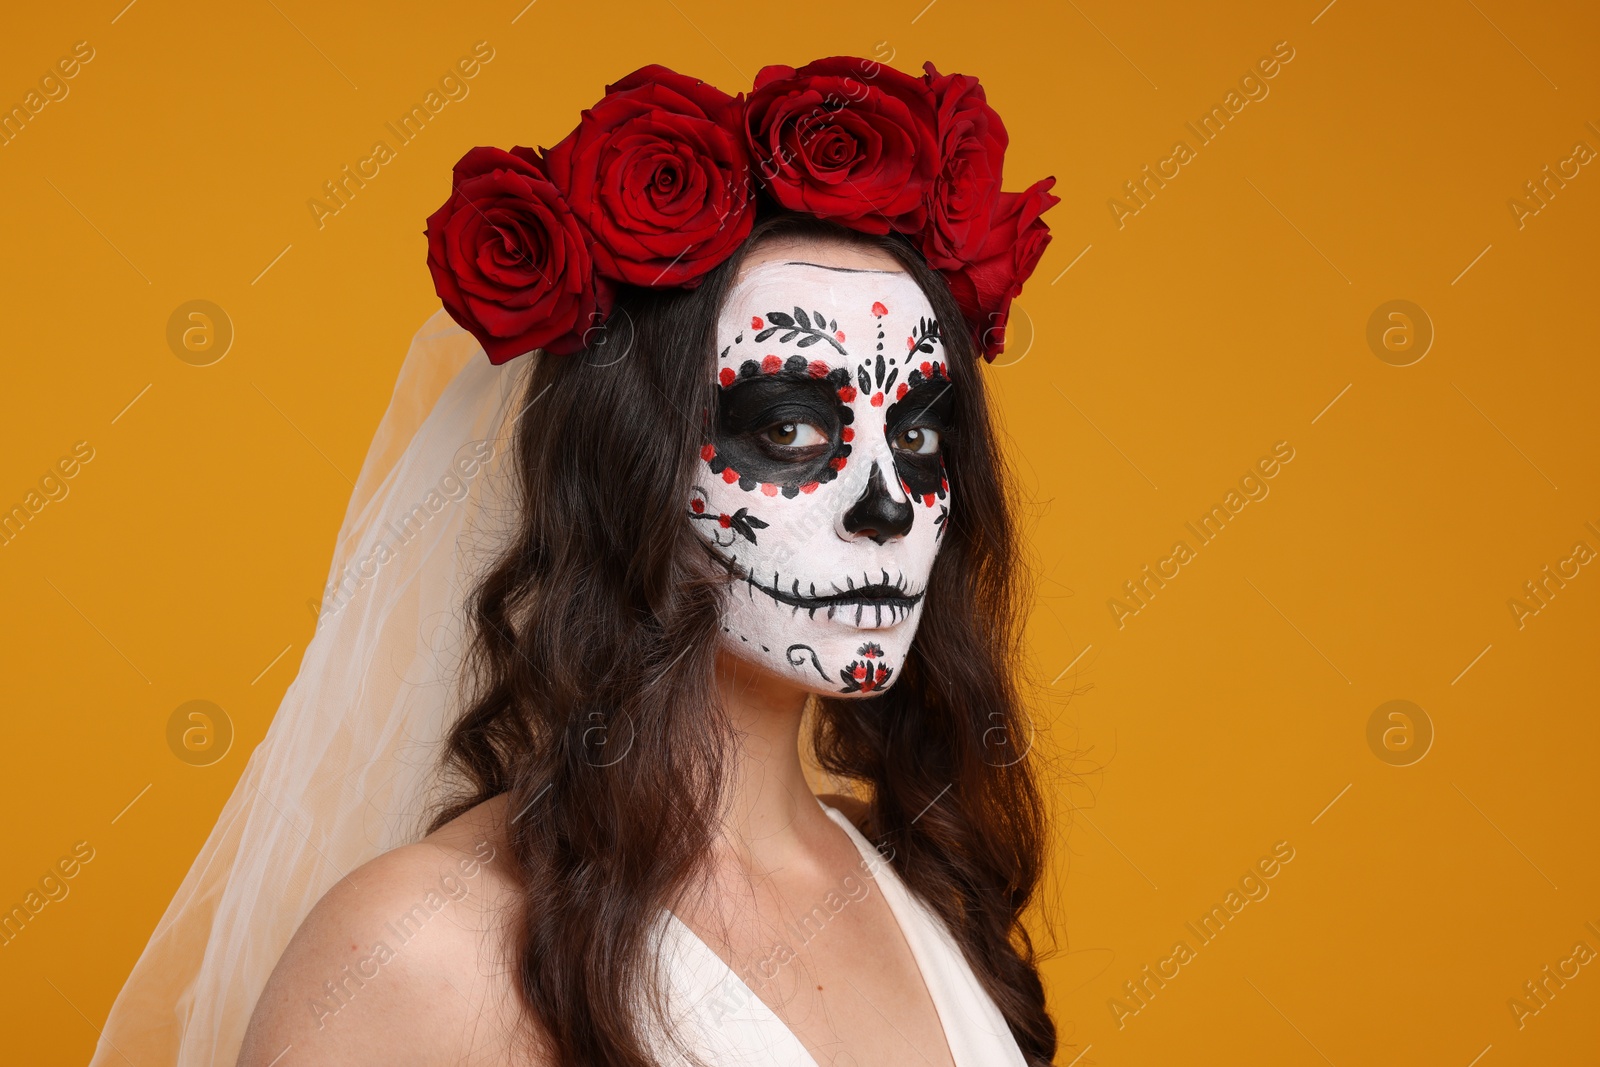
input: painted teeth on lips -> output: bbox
[735,566,927,628]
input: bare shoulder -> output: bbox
[237,794,544,1066]
[816,791,873,835]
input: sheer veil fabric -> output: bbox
[90,310,534,1066]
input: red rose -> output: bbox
[941,177,1058,361]
[744,56,938,235]
[918,62,1008,271]
[425,146,612,363]
[542,65,753,288]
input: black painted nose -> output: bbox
[843,462,914,545]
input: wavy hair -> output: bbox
[429,209,1056,1066]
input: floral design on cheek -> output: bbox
[688,487,768,545]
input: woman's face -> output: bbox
[692,247,954,697]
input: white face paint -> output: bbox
[692,259,954,696]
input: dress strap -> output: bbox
[816,798,1030,1067]
[645,909,819,1066]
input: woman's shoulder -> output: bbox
[237,794,539,1066]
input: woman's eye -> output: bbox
[892,426,940,454]
[761,421,828,448]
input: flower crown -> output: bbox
[424,56,1058,365]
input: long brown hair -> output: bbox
[430,210,1056,1065]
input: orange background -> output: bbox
[2,0,1596,1063]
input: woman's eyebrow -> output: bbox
[779,260,904,275]
[721,358,849,386]
[724,366,844,388]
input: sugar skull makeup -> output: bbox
[692,259,954,696]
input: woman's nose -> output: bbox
[841,461,913,545]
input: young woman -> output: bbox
[93,57,1060,1067]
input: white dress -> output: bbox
[644,797,1030,1066]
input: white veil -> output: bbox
[90,309,536,1066]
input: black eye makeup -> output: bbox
[703,355,856,495]
[721,379,838,452]
[885,378,956,499]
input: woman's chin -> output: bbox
[720,605,920,698]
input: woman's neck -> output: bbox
[710,647,829,871]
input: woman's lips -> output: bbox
[732,565,925,628]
